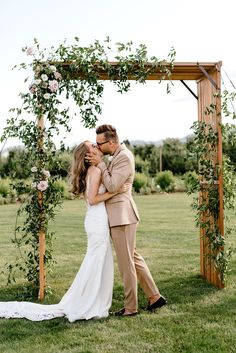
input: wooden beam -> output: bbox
[56,61,220,81]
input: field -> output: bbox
[0,194,235,353]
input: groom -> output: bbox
[87,124,166,316]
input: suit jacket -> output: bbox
[97,144,140,227]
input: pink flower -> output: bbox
[54,71,62,80]
[48,80,59,92]
[26,47,35,56]
[37,180,48,192]
[29,85,37,94]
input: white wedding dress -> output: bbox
[0,185,114,322]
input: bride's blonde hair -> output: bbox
[70,142,90,196]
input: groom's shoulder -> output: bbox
[120,144,133,155]
[118,146,131,158]
[117,145,134,163]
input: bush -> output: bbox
[155,171,175,192]
[184,171,199,194]
[133,173,148,193]
[174,176,187,192]
[0,178,12,197]
[53,178,73,199]
[50,151,72,177]
[139,186,152,195]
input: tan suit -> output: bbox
[98,144,159,311]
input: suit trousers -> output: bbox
[110,223,160,311]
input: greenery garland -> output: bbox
[0,37,176,297]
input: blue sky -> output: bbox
[0,0,235,148]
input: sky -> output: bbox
[0,0,236,150]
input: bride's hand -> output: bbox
[117,183,132,194]
[86,149,103,166]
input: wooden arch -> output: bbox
[38,61,224,299]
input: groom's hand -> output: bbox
[86,149,103,166]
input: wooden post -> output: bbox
[215,62,224,288]
[37,114,46,300]
[197,62,224,288]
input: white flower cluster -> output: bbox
[28,55,62,99]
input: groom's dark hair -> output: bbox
[96,124,118,142]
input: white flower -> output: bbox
[43,93,50,100]
[42,170,50,178]
[37,180,48,192]
[48,80,59,92]
[49,65,57,72]
[31,182,37,189]
[34,79,41,85]
[31,166,38,172]
[26,47,35,56]
[41,74,48,82]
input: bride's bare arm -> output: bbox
[86,166,120,205]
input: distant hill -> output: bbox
[1,135,194,155]
[128,139,163,146]
[128,134,193,146]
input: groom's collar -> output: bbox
[111,143,126,158]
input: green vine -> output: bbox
[0,37,175,297]
[188,96,236,283]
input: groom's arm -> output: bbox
[97,154,132,193]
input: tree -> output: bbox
[162,138,187,174]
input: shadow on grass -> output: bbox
[159,274,219,305]
[110,273,219,312]
[0,283,43,302]
[0,272,228,308]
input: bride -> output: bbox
[0,141,128,322]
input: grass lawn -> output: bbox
[0,193,235,353]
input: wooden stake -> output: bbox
[37,114,46,300]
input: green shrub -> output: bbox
[139,186,152,195]
[174,176,187,192]
[0,178,11,197]
[50,151,72,177]
[155,170,175,192]
[53,178,73,199]
[184,171,199,194]
[133,173,148,193]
